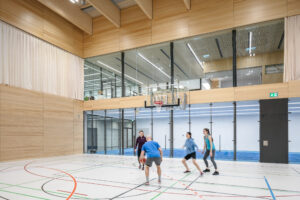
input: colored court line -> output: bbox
[0,160,124,191]
[24,162,77,200]
[150,172,192,200]
[184,175,201,190]
[0,189,51,200]
[110,178,155,199]
[0,182,89,199]
[264,176,276,200]
[57,190,88,197]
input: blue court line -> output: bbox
[264,176,276,200]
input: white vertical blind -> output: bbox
[284,15,300,82]
[0,20,84,100]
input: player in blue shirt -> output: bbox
[140,136,163,185]
[182,132,203,175]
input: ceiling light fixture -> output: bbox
[97,61,143,85]
[138,53,171,79]
[69,0,79,4]
[248,31,255,56]
[187,43,204,70]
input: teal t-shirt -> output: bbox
[141,141,161,158]
[205,136,215,150]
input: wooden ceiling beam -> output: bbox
[183,0,191,10]
[88,0,120,28]
[37,0,93,34]
[134,0,152,19]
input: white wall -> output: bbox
[289,112,300,152]
[136,113,260,152]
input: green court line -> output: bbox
[0,189,51,200]
[0,182,90,199]
[150,173,192,200]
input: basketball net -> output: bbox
[154,100,163,112]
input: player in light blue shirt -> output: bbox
[182,132,203,175]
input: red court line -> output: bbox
[57,190,88,197]
[24,162,77,200]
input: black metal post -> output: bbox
[188,104,191,132]
[104,110,107,154]
[232,30,237,87]
[121,52,125,155]
[170,42,174,158]
[200,78,202,90]
[210,103,213,135]
[100,67,103,92]
[134,108,137,155]
[110,81,113,98]
[232,29,237,161]
[114,74,117,98]
[233,101,237,161]
[91,110,94,153]
[151,108,153,139]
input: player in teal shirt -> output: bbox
[202,128,219,175]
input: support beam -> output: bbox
[88,0,120,28]
[135,0,153,19]
[183,0,191,10]
[37,0,92,34]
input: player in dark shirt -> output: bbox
[134,130,147,170]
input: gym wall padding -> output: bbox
[0,84,83,161]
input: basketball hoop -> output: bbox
[154,100,163,112]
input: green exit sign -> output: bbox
[270,92,278,97]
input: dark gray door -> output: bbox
[259,98,288,163]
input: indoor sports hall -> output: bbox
[0,0,300,199]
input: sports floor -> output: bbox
[0,154,300,200]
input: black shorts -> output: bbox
[184,152,196,160]
[137,149,142,158]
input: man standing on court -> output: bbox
[134,130,147,170]
[140,136,163,185]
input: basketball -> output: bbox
[140,158,146,164]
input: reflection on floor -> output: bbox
[0,154,300,200]
[97,149,300,163]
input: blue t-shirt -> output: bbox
[184,138,198,155]
[141,141,161,158]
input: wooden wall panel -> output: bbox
[189,0,233,37]
[189,88,235,104]
[1,136,44,160]
[0,0,83,57]
[120,5,152,51]
[151,0,189,44]
[288,0,300,16]
[0,85,44,160]
[233,0,287,27]
[0,85,84,161]
[74,100,83,153]
[234,83,289,101]
[288,80,300,98]
[84,16,120,58]
[44,94,74,156]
